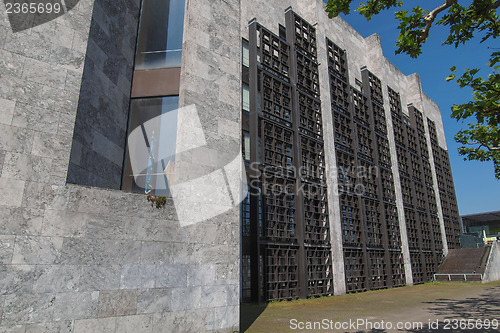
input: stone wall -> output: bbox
[483,242,500,283]
[0,0,240,331]
[67,0,140,189]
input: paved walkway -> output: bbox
[242,281,500,332]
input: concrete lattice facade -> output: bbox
[0,0,460,332]
[240,1,461,302]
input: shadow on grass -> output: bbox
[403,285,500,332]
[348,286,500,333]
[240,284,500,332]
[240,303,268,332]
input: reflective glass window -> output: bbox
[135,0,186,69]
[122,96,179,196]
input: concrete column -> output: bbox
[314,4,347,296]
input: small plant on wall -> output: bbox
[146,194,167,209]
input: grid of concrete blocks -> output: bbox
[240,2,460,302]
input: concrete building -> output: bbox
[0,0,460,331]
[240,2,461,302]
[462,211,500,240]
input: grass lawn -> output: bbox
[241,280,500,332]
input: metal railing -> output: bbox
[433,273,483,281]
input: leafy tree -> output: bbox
[325,0,500,179]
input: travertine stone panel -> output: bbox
[32,265,80,293]
[0,235,14,264]
[67,0,140,189]
[53,291,99,320]
[25,321,74,333]
[98,289,137,317]
[137,288,172,314]
[0,98,16,125]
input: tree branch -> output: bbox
[368,0,380,10]
[483,106,500,113]
[489,0,500,11]
[417,0,458,43]
[467,140,500,150]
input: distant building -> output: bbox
[459,233,485,248]
[462,211,500,244]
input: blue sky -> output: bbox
[332,0,500,215]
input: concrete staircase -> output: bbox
[434,246,491,282]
